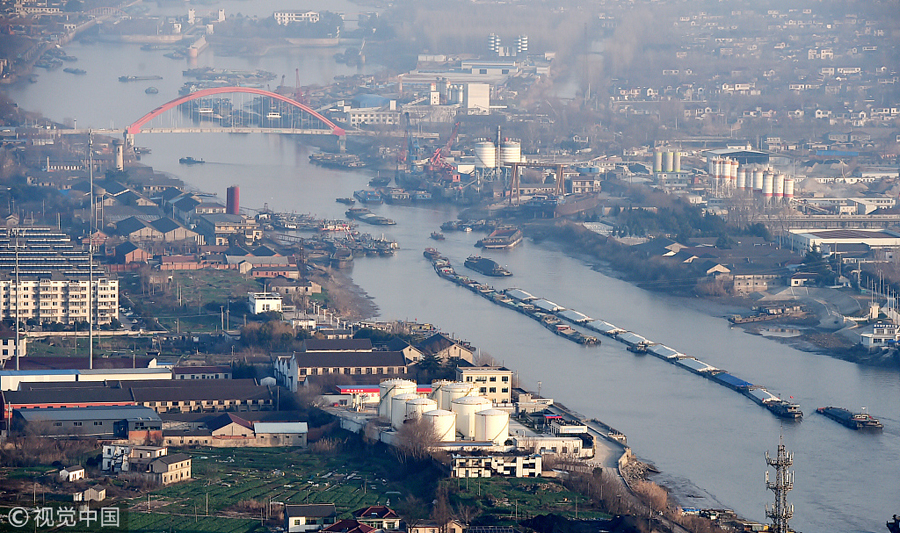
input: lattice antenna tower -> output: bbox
[765,435,794,533]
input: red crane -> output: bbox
[429,121,460,170]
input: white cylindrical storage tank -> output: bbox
[707,157,715,176]
[673,151,681,173]
[753,169,764,193]
[406,397,437,424]
[379,379,417,420]
[654,151,663,173]
[784,177,795,201]
[774,173,785,198]
[451,396,492,440]
[736,168,746,190]
[440,382,476,411]
[430,380,454,407]
[500,141,521,165]
[730,160,739,187]
[391,393,421,430]
[422,409,456,442]
[762,172,774,199]
[474,142,497,169]
[475,409,510,445]
[663,151,674,172]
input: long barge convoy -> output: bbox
[425,249,599,346]
[426,248,805,420]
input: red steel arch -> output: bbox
[126,86,346,136]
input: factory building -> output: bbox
[784,229,900,253]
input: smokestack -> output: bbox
[226,185,240,215]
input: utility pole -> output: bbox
[14,229,20,370]
[88,131,94,370]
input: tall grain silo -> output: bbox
[474,141,497,169]
[784,177,795,201]
[451,396,492,439]
[422,409,456,442]
[753,168,764,194]
[440,382,476,411]
[500,141,522,165]
[475,409,509,445]
[774,173,785,199]
[391,393,421,430]
[736,168,746,190]
[654,150,663,173]
[663,151,674,173]
[730,160,739,188]
[762,171,774,200]
[673,151,682,173]
[379,379,417,420]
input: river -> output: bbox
[4,32,898,533]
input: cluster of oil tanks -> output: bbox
[378,379,510,445]
[653,149,682,173]
[473,140,523,169]
[708,157,794,202]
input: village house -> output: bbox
[284,503,338,533]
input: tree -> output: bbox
[394,416,438,463]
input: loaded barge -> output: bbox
[816,407,883,429]
[464,256,511,277]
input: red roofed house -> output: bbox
[352,506,400,530]
[324,520,377,533]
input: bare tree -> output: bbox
[394,416,439,463]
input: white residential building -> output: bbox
[274,11,320,24]
[248,292,282,314]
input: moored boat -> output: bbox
[179,156,205,164]
[430,232,445,240]
[477,226,523,249]
[335,197,355,205]
[816,406,883,429]
[353,189,383,204]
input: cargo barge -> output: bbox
[816,406,883,429]
[477,226,523,249]
[345,207,395,226]
[353,189,383,205]
[464,256,511,277]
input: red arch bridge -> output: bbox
[124,87,346,141]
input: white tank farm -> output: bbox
[474,142,497,169]
[499,141,521,165]
[440,382,476,411]
[451,396,492,439]
[379,379,417,420]
[422,409,456,442]
[429,380,455,405]
[391,393,421,430]
[475,409,510,445]
[406,397,437,423]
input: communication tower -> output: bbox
[765,436,794,533]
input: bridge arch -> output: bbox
[125,87,345,137]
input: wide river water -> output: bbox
[5,33,899,533]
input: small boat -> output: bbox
[63,67,86,75]
[430,232,445,241]
[145,86,159,94]
[335,197,356,205]
[369,175,391,187]
[179,157,205,165]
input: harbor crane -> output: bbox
[428,121,461,181]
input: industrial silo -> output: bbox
[663,151,674,173]
[474,409,510,445]
[429,380,454,406]
[474,141,497,169]
[784,177,795,201]
[762,172,774,200]
[753,168,764,194]
[736,168,746,190]
[774,174,785,199]
[440,382,476,411]
[391,393,421,430]
[730,160,739,188]
[422,409,457,442]
[405,397,438,424]
[451,396,492,439]
[673,151,682,173]
[379,379,417,420]
[499,141,522,165]
[654,151,664,173]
